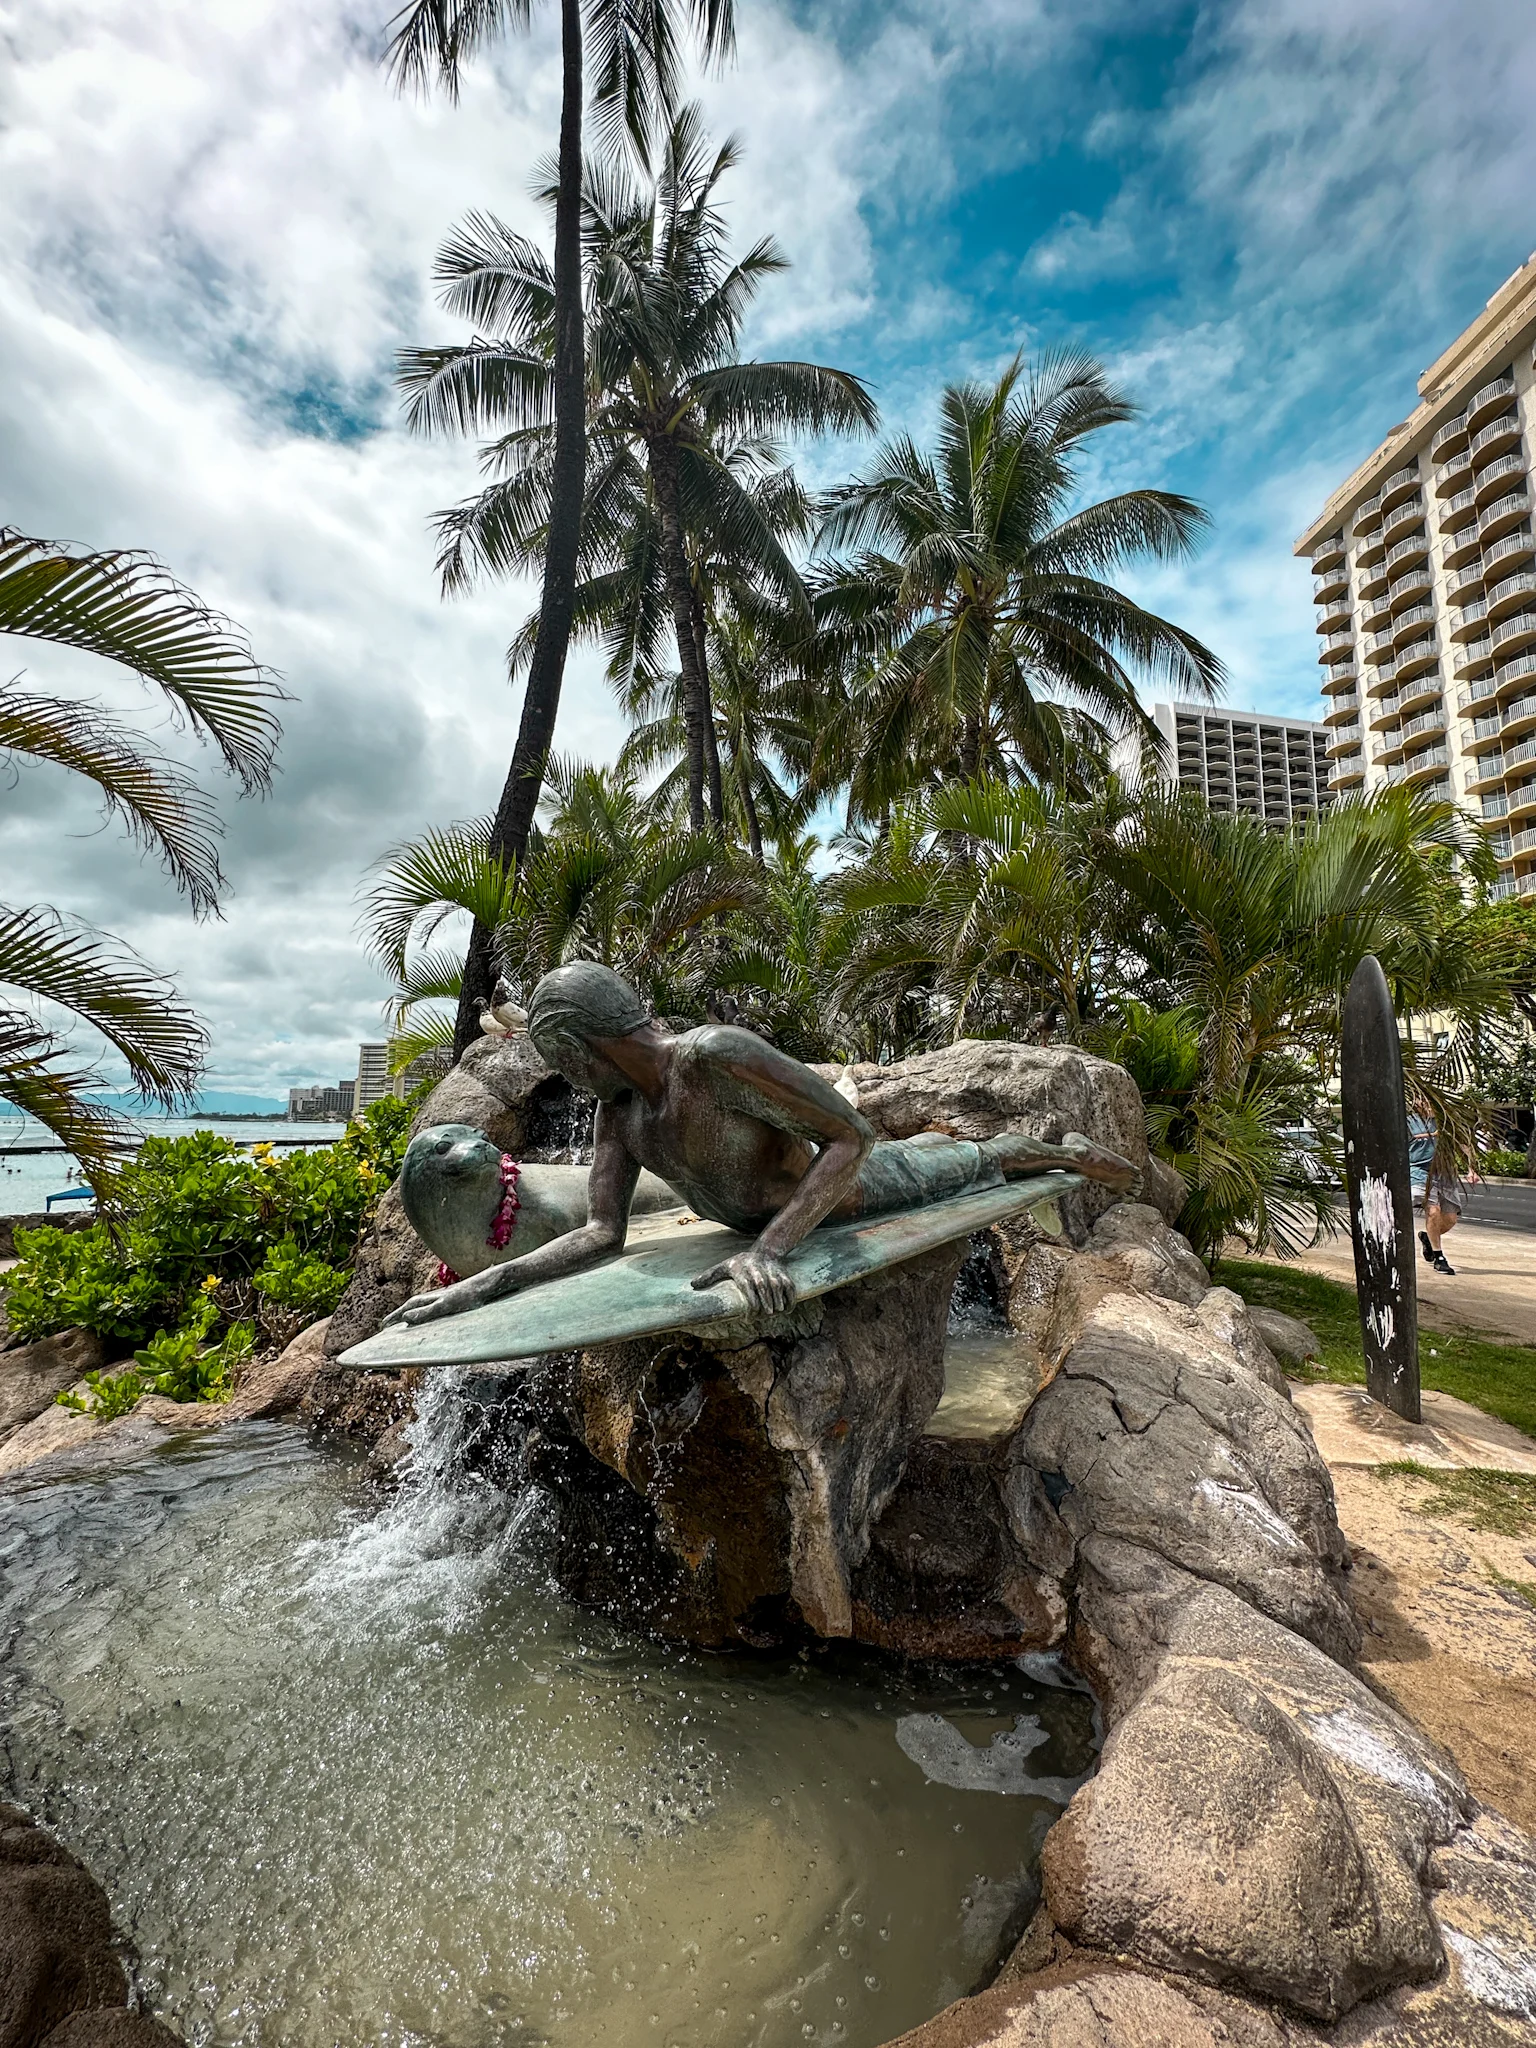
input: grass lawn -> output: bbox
[1219,1257,1536,1443]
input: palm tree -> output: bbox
[360,760,766,1054]
[385,0,736,1044]
[809,351,1223,822]
[0,529,282,1183]
[617,599,817,860]
[406,109,875,858]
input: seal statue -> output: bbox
[386,961,1138,1330]
[399,1124,681,1282]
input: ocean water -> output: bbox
[0,1116,348,1219]
[0,1372,1097,2048]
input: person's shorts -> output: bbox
[1424,1179,1463,1216]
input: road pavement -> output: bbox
[1460,1178,1536,1234]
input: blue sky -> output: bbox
[2,0,1534,1096]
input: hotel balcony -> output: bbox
[1452,634,1493,680]
[1318,629,1356,664]
[1489,872,1536,900]
[1497,647,1536,696]
[1508,777,1536,822]
[1482,790,1511,821]
[1321,662,1358,693]
[1328,755,1366,790]
[1443,520,1486,571]
[1475,453,1528,508]
[1325,723,1363,757]
[1310,531,1346,574]
[1431,410,1470,463]
[1452,596,1490,638]
[1399,705,1446,745]
[1505,733,1536,779]
[1433,448,1473,498]
[1485,527,1536,578]
[1466,709,1505,743]
[1357,558,1390,601]
[1392,602,1436,642]
[1492,608,1536,663]
[1385,531,1430,573]
[1393,630,1439,677]
[1379,463,1421,513]
[1466,370,1518,436]
[1312,564,1349,604]
[1499,690,1536,743]
[1508,825,1536,858]
[1446,560,1485,607]
[1466,751,1508,794]
[1479,493,1532,546]
[1361,592,1394,636]
[1395,670,1443,717]
[1439,485,1480,535]
[1353,493,1383,540]
[1323,690,1360,721]
[1489,570,1536,622]
[1388,564,1433,610]
[1387,744,1450,786]
[1470,412,1523,470]
[1458,672,1501,715]
[1368,692,1402,730]
[1315,594,1352,635]
[1381,496,1425,547]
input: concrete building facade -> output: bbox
[1295,252,1536,902]
[1117,702,1333,821]
[354,1042,392,1114]
[287,1080,356,1122]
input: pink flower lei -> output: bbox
[435,1153,522,1289]
[487,1153,522,1250]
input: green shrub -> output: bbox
[253,1238,349,1317]
[1481,1147,1531,1178]
[8,1094,417,1348]
[57,1367,148,1421]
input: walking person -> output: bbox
[1408,1114,1476,1276]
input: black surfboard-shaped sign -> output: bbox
[1340,954,1420,1422]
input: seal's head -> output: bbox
[399,1123,596,1276]
[527,961,650,1102]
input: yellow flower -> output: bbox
[201,1275,221,1296]
[358,1161,375,1179]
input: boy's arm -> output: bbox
[386,1109,640,1328]
[690,1030,873,1313]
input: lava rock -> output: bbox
[840,1040,1150,1235]
[1018,1287,1357,1670]
[0,1330,109,1446]
[0,1805,128,2048]
[1041,1583,1474,2021]
[225,1317,331,1421]
[39,2015,183,2046]
[1082,1200,1211,1307]
[1248,1306,1323,1371]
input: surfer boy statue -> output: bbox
[386,960,1137,1328]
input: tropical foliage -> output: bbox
[0,529,283,1186]
[804,353,1223,821]
[0,1097,416,1363]
[385,0,738,1037]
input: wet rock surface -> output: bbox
[0,1803,181,2048]
[0,1331,110,1447]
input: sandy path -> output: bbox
[1270,1219,1536,1345]
[1331,1463,1536,1833]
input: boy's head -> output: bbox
[527,961,652,1098]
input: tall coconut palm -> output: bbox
[404,107,874,865]
[810,351,1223,822]
[385,0,736,1044]
[617,599,817,860]
[0,529,282,1183]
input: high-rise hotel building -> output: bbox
[1295,252,1536,901]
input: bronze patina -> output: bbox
[386,961,1137,1328]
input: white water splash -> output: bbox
[298,1367,542,1625]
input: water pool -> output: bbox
[0,1387,1095,2048]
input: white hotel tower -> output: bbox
[1295,252,1536,901]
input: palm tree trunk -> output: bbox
[959,713,983,782]
[452,0,585,1057]
[736,736,764,863]
[650,434,707,832]
[691,582,724,828]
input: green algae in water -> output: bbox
[0,1416,1095,2048]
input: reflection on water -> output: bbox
[0,1392,1095,2048]
[928,1331,1042,1442]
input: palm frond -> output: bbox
[0,529,283,792]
